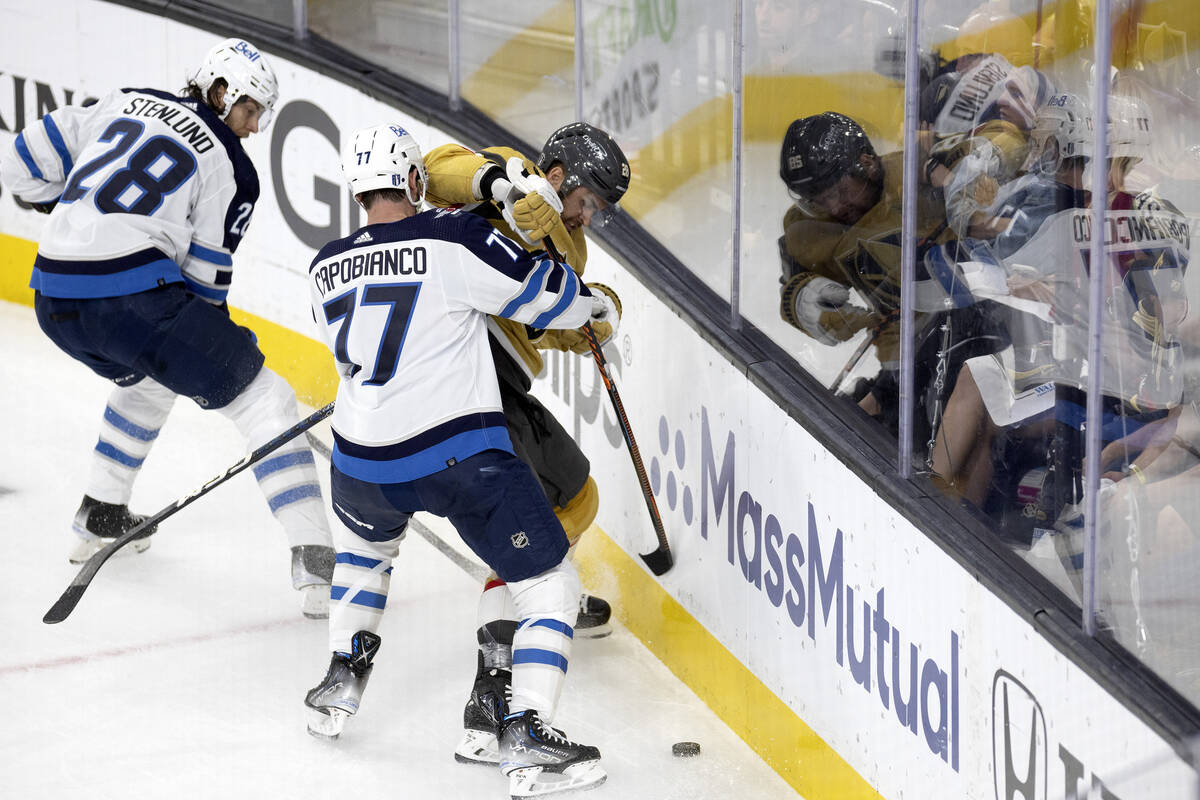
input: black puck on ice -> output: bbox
[672,741,701,757]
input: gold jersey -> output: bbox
[424,143,589,381]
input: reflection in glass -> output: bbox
[308,0,450,92]
[206,0,293,27]
[459,1,576,146]
[580,1,735,301]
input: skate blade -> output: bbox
[299,584,330,619]
[453,728,500,765]
[306,706,348,740]
[507,761,607,798]
[574,622,612,639]
[67,533,152,565]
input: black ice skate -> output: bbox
[291,545,335,620]
[454,663,511,765]
[304,629,381,739]
[575,594,611,639]
[498,709,606,798]
[69,495,157,564]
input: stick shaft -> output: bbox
[44,403,335,624]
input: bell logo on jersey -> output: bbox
[511,532,530,549]
[389,125,408,138]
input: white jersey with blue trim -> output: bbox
[309,207,594,484]
[0,87,258,302]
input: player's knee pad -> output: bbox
[506,558,581,624]
[556,477,598,546]
[217,367,300,447]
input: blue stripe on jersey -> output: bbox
[330,585,388,609]
[103,407,160,442]
[267,484,322,513]
[14,133,44,180]
[31,258,183,299]
[332,426,514,483]
[498,259,551,318]
[95,439,144,468]
[33,247,173,276]
[253,450,316,480]
[187,242,233,266]
[334,412,508,462]
[42,116,73,177]
[336,552,393,573]
[518,618,575,639]
[530,266,580,329]
[182,275,229,303]
[512,648,569,671]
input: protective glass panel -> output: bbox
[1092,8,1200,707]
[459,1,576,148]
[206,0,293,28]
[737,2,911,395]
[918,0,1069,564]
[307,0,450,93]
[579,0,735,302]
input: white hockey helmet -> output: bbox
[342,124,427,206]
[1027,92,1093,173]
[1106,94,1152,162]
[190,38,279,128]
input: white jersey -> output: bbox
[0,87,258,302]
[1001,193,1190,408]
[309,207,594,483]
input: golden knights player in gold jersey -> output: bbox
[421,122,630,766]
[778,111,956,427]
[778,74,1044,437]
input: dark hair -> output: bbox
[357,188,409,211]
[181,78,228,114]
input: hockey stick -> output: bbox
[43,403,335,624]
[545,241,673,575]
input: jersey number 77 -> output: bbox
[322,282,422,385]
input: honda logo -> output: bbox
[993,670,1047,800]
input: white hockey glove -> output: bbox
[588,282,621,341]
[781,275,877,345]
[493,156,562,245]
[538,282,622,355]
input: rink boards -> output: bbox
[0,1,1196,797]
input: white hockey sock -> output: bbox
[217,368,332,549]
[86,379,177,505]
[506,559,581,722]
[328,525,403,654]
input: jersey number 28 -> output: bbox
[61,118,196,215]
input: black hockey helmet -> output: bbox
[536,122,631,205]
[779,112,876,199]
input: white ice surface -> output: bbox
[0,300,799,800]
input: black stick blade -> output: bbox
[43,584,87,624]
[640,547,674,576]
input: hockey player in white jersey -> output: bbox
[303,124,612,798]
[0,38,336,618]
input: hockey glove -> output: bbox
[539,283,622,355]
[499,156,564,246]
[587,282,621,342]
[781,275,877,345]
